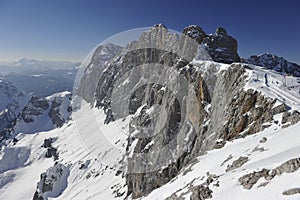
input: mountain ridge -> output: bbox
[242,53,300,77]
[0,24,299,200]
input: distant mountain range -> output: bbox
[242,53,300,77]
[13,58,80,69]
[0,59,80,97]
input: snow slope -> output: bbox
[245,64,300,110]
[0,100,127,200]
[143,122,300,200]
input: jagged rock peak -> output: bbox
[182,24,240,64]
[152,23,167,29]
[243,53,300,77]
[215,27,228,37]
[183,25,207,43]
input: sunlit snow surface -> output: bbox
[143,123,300,200]
[245,64,300,110]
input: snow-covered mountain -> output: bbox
[242,53,300,77]
[0,79,31,139]
[76,43,123,103]
[11,91,72,136]
[0,79,72,143]
[13,58,80,70]
[0,59,79,97]
[0,25,300,200]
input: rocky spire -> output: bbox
[183,25,240,64]
[183,25,207,43]
[214,27,228,37]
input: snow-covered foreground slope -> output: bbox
[144,122,300,200]
[0,101,128,200]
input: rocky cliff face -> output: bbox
[183,25,240,64]
[0,91,72,143]
[21,96,50,123]
[47,92,72,127]
[125,62,299,198]
[0,80,30,140]
[76,43,123,103]
[75,25,300,198]
[242,53,300,77]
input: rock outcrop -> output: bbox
[283,188,300,196]
[76,43,123,103]
[42,138,59,161]
[47,92,72,127]
[239,158,300,190]
[226,156,249,172]
[238,168,270,190]
[183,25,207,44]
[33,163,69,200]
[1,91,72,142]
[21,96,49,123]
[190,185,213,200]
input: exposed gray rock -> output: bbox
[99,60,288,197]
[183,25,207,44]
[0,80,30,141]
[269,158,300,178]
[205,173,219,186]
[48,93,72,127]
[201,27,240,64]
[283,188,300,196]
[239,158,300,190]
[21,96,49,123]
[190,185,213,200]
[226,156,249,172]
[79,160,90,170]
[252,145,266,153]
[282,110,300,127]
[153,23,167,29]
[214,140,226,149]
[259,137,267,143]
[42,138,55,148]
[45,147,59,161]
[221,154,233,166]
[76,43,123,103]
[165,193,184,200]
[33,163,69,200]
[271,103,289,115]
[242,53,300,77]
[183,26,240,64]
[78,25,299,198]
[1,91,72,143]
[42,138,59,161]
[257,181,269,188]
[238,169,270,189]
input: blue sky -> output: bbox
[0,0,299,63]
